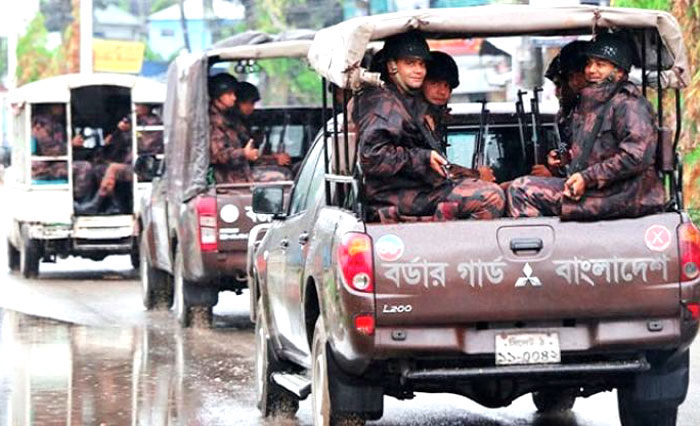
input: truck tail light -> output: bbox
[684,302,700,321]
[354,314,375,336]
[678,221,700,281]
[338,232,374,293]
[197,196,218,252]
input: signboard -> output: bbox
[93,39,145,74]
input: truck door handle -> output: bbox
[280,239,289,248]
[510,238,543,253]
[298,232,309,245]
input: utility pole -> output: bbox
[80,0,93,73]
[178,0,191,52]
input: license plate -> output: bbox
[495,332,561,366]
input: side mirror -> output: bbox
[0,146,11,167]
[252,186,285,216]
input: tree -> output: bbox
[15,13,59,85]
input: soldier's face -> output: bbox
[238,100,256,117]
[395,58,427,89]
[585,58,622,83]
[422,79,452,106]
[217,91,237,109]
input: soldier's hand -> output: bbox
[531,164,552,177]
[72,134,84,147]
[275,152,291,166]
[429,151,448,178]
[244,139,260,162]
[477,166,496,182]
[563,172,586,201]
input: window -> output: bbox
[30,103,68,185]
[288,139,322,215]
[135,103,165,182]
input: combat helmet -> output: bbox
[426,51,460,89]
[383,31,431,62]
[208,73,238,99]
[585,32,634,72]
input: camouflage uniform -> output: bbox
[508,80,663,220]
[136,113,164,154]
[32,114,67,156]
[356,84,505,221]
[210,104,252,183]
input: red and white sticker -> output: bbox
[375,234,405,262]
[645,225,672,252]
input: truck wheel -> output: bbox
[19,232,40,279]
[140,237,173,310]
[173,250,212,328]
[255,299,299,418]
[7,240,20,271]
[532,389,576,413]
[618,390,677,426]
[311,317,365,426]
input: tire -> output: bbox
[311,316,365,426]
[7,240,20,271]
[255,298,299,418]
[173,250,212,328]
[19,230,40,279]
[532,389,576,413]
[140,237,173,310]
[618,388,678,426]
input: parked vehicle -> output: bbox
[4,73,165,277]
[250,5,698,425]
[138,31,325,327]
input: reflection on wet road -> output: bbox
[0,255,698,425]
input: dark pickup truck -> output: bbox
[138,34,324,327]
[249,7,699,425]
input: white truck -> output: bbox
[4,73,165,277]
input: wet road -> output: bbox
[0,253,699,425]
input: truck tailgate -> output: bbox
[368,213,681,326]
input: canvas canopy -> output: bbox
[308,5,689,90]
[9,73,166,104]
[163,32,314,203]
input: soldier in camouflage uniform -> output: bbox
[209,74,259,183]
[356,31,505,222]
[508,33,663,220]
[532,40,589,178]
[230,81,293,182]
[31,104,68,182]
[136,104,163,155]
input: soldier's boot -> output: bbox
[103,194,128,215]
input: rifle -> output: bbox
[515,90,528,166]
[473,100,490,168]
[552,120,570,177]
[529,86,543,165]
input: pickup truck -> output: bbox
[138,33,324,327]
[249,6,699,426]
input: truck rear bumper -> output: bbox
[404,355,650,381]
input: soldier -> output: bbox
[31,104,67,156]
[532,40,589,178]
[508,32,663,220]
[209,74,259,183]
[355,31,505,222]
[420,50,496,183]
[136,104,164,155]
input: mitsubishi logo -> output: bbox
[515,263,542,287]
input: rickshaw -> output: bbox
[5,73,166,277]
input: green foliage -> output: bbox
[611,0,670,9]
[15,12,58,85]
[242,58,322,106]
[151,0,178,13]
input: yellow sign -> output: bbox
[93,39,146,74]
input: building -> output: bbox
[147,0,244,60]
